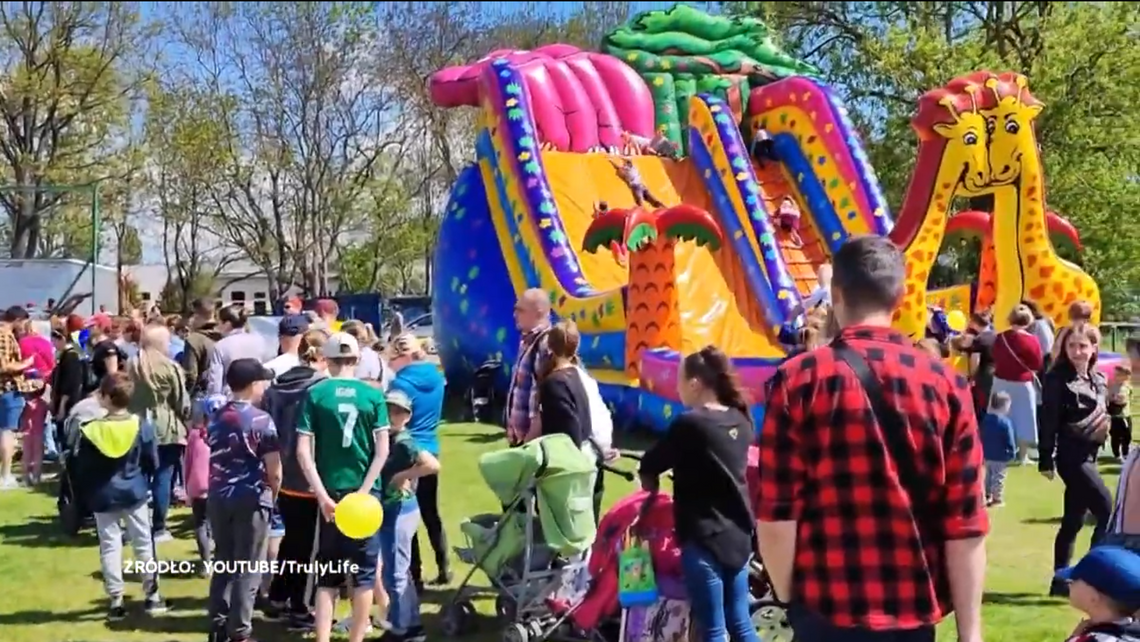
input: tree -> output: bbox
[727,1,1140,314]
[143,80,241,313]
[0,3,152,258]
[159,2,411,298]
[158,268,216,315]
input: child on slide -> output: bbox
[774,196,804,248]
[621,130,681,160]
[611,158,666,209]
[751,129,778,168]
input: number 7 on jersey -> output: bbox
[338,404,359,447]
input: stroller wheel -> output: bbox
[494,594,517,622]
[59,502,81,537]
[442,600,477,637]
[502,623,529,642]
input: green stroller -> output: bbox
[442,434,598,642]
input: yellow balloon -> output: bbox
[946,310,967,333]
[335,492,383,540]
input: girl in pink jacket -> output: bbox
[184,422,211,571]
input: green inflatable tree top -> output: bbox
[601,4,818,153]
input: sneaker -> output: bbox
[257,598,286,622]
[107,596,127,621]
[430,569,453,586]
[144,597,170,615]
[334,617,374,635]
[404,624,427,642]
[152,530,174,543]
[989,500,1006,508]
[0,475,19,490]
[286,611,316,632]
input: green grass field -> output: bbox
[0,422,1122,642]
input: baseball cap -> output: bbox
[86,313,112,332]
[1055,546,1140,611]
[224,358,275,391]
[323,332,360,359]
[386,389,413,413]
[278,314,310,337]
[389,332,424,359]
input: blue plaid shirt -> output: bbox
[505,325,551,442]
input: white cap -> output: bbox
[323,332,360,359]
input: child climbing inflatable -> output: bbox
[610,158,665,209]
[621,129,682,160]
[593,201,629,267]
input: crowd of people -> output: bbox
[0,296,450,642]
[2,233,1140,642]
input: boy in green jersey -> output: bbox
[296,333,390,642]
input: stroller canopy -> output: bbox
[479,434,597,554]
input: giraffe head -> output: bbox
[917,83,991,194]
[981,73,1043,185]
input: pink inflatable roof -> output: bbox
[429,45,656,152]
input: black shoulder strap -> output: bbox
[831,338,929,522]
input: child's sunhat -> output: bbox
[385,390,413,414]
[1055,545,1140,612]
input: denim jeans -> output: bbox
[380,503,422,633]
[680,543,759,642]
[151,444,184,532]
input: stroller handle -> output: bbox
[600,462,634,481]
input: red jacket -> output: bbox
[992,329,1043,382]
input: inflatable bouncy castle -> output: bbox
[430,5,1103,431]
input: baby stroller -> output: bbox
[56,424,93,536]
[467,357,503,425]
[567,449,789,642]
[442,434,598,642]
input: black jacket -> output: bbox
[261,365,325,495]
[1039,362,1109,473]
[51,343,85,417]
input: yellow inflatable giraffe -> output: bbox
[890,80,991,339]
[981,73,1101,330]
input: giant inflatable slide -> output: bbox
[430,5,1102,431]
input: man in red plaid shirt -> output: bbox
[755,235,988,642]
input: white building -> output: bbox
[0,259,120,316]
[127,262,340,314]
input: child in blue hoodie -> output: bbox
[72,371,165,620]
[982,391,1017,507]
[386,333,449,588]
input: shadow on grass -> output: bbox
[983,591,1065,607]
[1100,463,1122,476]
[461,431,509,445]
[0,513,97,548]
[103,596,218,636]
[418,586,502,634]
[1021,516,1064,525]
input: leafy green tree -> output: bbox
[158,268,217,315]
[0,3,152,258]
[727,1,1140,314]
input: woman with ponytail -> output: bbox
[128,324,189,541]
[535,320,591,448]
[639,345,758,642]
